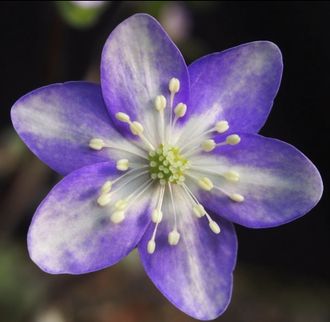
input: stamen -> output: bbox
[129,121,144,135]
[154,95,167,111]
[126,179,153,205]
[100,180,112,194]
[213,185,245,203]
[174,103,187,118]
[147,240,156,254]
[168,230,180,245]
[169,78,180,94]
[173,103,187,129]
[182,183,203,209]
[151,186,165,224]
[181,184,221,234]
[97,193,111,207]
[111,179,153,225]
[97,169,149,208]
[229,193,245,202]
[115,112,130,123]
[209,221,221,234]
[225,134,241,145]
[89,137,148,160]
[110,211,125,224]
[197,177,214,191]
[116,159,129,171]
[177,119,230,152]
[168,183,178,234]
[151,209,163,223]
[147,185,165,254]
[188,166,240,183]
[201,139,216,152]
[215,121,229,133]
[113,169,149,189]
[109,167,148,187]
[168,78,181,142]
[130,121,155,150]
[193,204,206,218]
[223,170,240,182]
[155,95,167,144]
[115,111,155,151]
[184,133,241,156]
[114,199,128,210]
[194,120,230,138]
[89,138,105,150]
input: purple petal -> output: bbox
[101,14,189,143]
[186,41,282,135]
[28,162,156,274]
[191,134,323,228]
[138,185,237,320]
[11,82,134,175]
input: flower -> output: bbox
[11,14,323,320]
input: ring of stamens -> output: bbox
[88,77,246,255]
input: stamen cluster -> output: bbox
[89,77,244,255]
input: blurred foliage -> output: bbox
[0,243,45,322]
[56,1,109,29]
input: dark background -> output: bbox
[0,1,329,322]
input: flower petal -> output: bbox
[190,134,323,228]
[28,162,156,274]
[184,41,282,137]
[138,185,237,320]
[101,13,189,144]
[11,82,141,175]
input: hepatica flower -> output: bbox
[11,14,322,320]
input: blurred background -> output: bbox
[0,1,329,322]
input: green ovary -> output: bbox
[148,144,190,184]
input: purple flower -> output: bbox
[11,14,322,320]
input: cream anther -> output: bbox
[129,121,144,135]
[89,138,105,150]
[111,211,125,224]
[193,204,206,218]
[226,134,241,145]
[223,170,240,182]
[198,177,214,191]
[116,159,129,171]
[152,209,163,223]
[101,180,112,193]
[215,121,229,133]
[114,199,128,210]
[155,95,167,111]
[115,113,154,150]
[201,139,216,152]
[174,103,187,118]
[230,193,245,202]
[97,193,111,207]
[209,221,221,234]
[168,230,180,245]
[147,240,156,254]
[169,78,180,93]
[115,112,130,123]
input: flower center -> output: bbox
[148,144,190,185]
